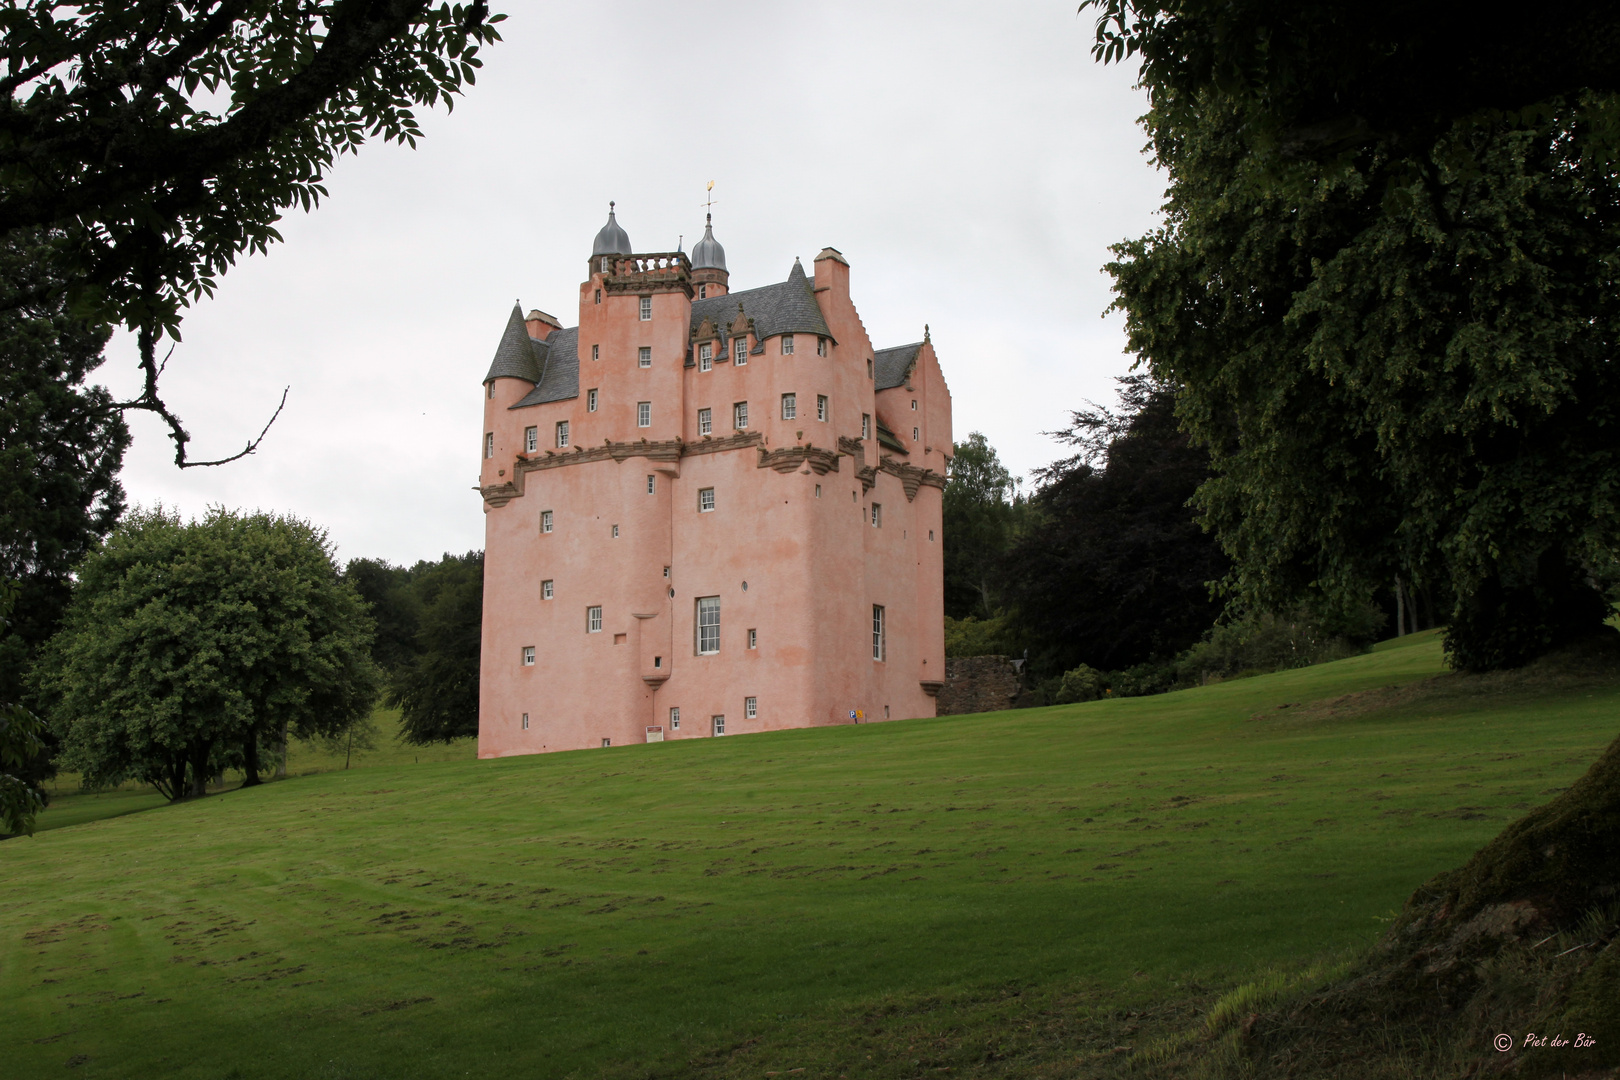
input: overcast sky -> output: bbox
[96,1,1162,568]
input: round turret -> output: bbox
[592,202,631,257]
[690,213,730,297]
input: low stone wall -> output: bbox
[936,655,1023,716]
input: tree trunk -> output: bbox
[275,720,288,778]
[188,742,209,799]
[1395,576,1406,637]
[241,733,260,787]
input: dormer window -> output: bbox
[639,296,652,321]
[699,343,712,372]
[734,338,748,365]
[781,334,795,355]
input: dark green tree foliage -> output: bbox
[389,551,482,745]
[1001,377,1227,674]
[42,508,381,800]
[1086,0,1620,670]
[942,433,1018,619]
[0,580,46,835]
[344,557,419,674]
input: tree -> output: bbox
[344,556,420,674]
[942,433,1019,620]
[389,551,482,745]
[41,507,381,800]
[1000,377,1227,675]
[0,2,504,466]
[1,580,46,835]
[1087,0,1620,671]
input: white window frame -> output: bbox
[541,579,554,600]
[861,413,871,439]
[734,401,748,429]
[669,707,680,730]
[592,344,599,360]
[522,646,535,666]
[698,283,708,299]
[745,696,757,719]
[747,628,757,649]
[913,426,920,442]
[712,714,726,736]
[699,342,712,372]
[521,712,530,730]
[540,510,554,534]
[486,383,494,399]
[587,606,603,634]
[588,388,598,412]
[612,524,619,538]
[872,503,882,527]
[524,426,537,453]
[734,338,748,365]
[647,474,656,494]
[639,296,652,321]
[781,334,794,355]
[556,420,570,448]
[698,407,712,436]
[816,395,828,422]
[639,346,652,368]
[781,393,796,420]
[484,432,494,459]
[911,399,918,410]
[698,487,715,513]
[872,605,885,661]
[696,596,720,655]
[637,401,651,428]
[817,337,828,357]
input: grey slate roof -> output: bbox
[874,341,922,390]
[483,305,544,383]
[512,326,579,407]
[592,205,631,256]
[691,216,726,270]
[689,259,832,346]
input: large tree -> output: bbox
[41,508,380,799]
[1087,0,1620,671]
[942,433,1020,620]
[0,1,504,466]
[0,580,46,835]
[389,551,481,745]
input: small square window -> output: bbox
[484,432,494,459]
[540,510,554,533]
[699,343,712,372]
[521,712,530,730]
[612,524,619,538]
[745,696,757,719]
[781,334,794,355]
[588,388,598,412]
[872,503,882,527]
[861,414,871,439]
[639,296,652,321]
[647,474,656,494]
[542,579,554,599]
[748,628,757,649]
[734,401,748,429]
[602,737,612,748]
[734,338,748,365]
[592,344,599,360]
[524,426,537,453]
[712,714,725,736]
[587,606,603,633]
[698,408,712,436]
[639,346,652,368]
[556,420,570,448]
[816,395,828,421]
[637,401,651,427]
[522,646,535,666]
[654,655,661,668]
[669,707,681,730]
[698,487,715,512]
[781,393,796,420]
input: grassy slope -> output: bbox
[3,632,1615,1080]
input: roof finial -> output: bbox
[702,180,717,215]
[924,323,931,341]
[609,200,615,212]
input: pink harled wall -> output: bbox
[476,246,952,756]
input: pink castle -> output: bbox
[476,206,952,755]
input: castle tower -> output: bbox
[689,214,728,299]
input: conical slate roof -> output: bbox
[483,304,543,383]
[591,202,632,256]
[690,214,726,270]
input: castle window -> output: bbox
[556,421,569,448]
[929,529,935,541]
[637,401,651,427]
[781,334,794,355]
[522,713,530,730]
[639,296,652,321]
[542,579,553,599]
[698,283,708,299]
[872,503,882,528]
[817,337,828,357]
[696,596,720,654]
[699,343,712,372]
[735,338,748,365]
[867,358,874,379]
[911,399,917,410]
[663,566,670,578]
[602,738,611,747]
[524,426,537,453]
[522,646,535,666]
[745,696,757,719]
[484,432,494,459]
[639,347,652,368]
[588,388,598,412]
[872,605,886,661]
[647,474,656,494]
[814,485,821,498]
[698,487,715,513]
[592,344,599,360]
[748,628,757,649]
[734,401,748,429]
[601,257,610,273]
[817,395,828,421]
[712,715,725,736]
[612,524,619,538]
[781,393,796,420]
[669,707,680,730]
[587,606,603,634]
[861,414,871,439]
[698,408,712,436]
[486,383,493,399]
[540,510,553,533]
[913,426,920,441]
[595,289,601,305]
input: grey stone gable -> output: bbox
[483,304,545,383]
[874,342,922,390]
[511,326,580,407]
[689,260,833,348]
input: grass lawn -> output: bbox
[3,631,1615,1079]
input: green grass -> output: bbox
[3,630,1616,1079]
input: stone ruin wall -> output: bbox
[935,655,1023,716]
